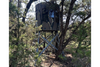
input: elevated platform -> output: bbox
[36,2,60,31]
[39,30,59,32]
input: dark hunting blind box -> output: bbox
[36,2,60,31]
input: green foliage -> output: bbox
[9,1,42,66]
[65,21,91,67]
[9,2,18,16]
[75,11,87,18]
[72,24,88,42]
[66,42,91,67]
[9,0,91,66]
[9,43,37,67]
[58,54,66,60]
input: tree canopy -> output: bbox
[9,0,91,67]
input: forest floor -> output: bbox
[30,41,91,67]
[41,52,73,67]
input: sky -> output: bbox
[21,0,90,23]
[21,0,47,20]
[21,0,66,22]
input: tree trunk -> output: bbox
[55,0,77,60]
[55,35,64,60]
[22,0,37,23]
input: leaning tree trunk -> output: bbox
[55,36,64,60]
[55,0,77,60]
[22,0,37,23]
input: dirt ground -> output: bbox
[41,53,73,67]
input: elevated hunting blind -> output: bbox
[34,2,64,64]
[36,2,60,31]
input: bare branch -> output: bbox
[22,0,37,23]
[60,0,65,32]
[59,0,76,38]
[64,0,76,32]
[63,14,91,49]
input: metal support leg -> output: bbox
[40,33,58,50]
